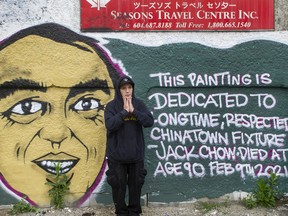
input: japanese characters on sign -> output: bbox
[80,0,274,31]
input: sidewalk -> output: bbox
[1,201,288,216]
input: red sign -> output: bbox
[80,0,274,31]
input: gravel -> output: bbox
[1,200,288,216]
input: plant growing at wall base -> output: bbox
[244,172,283,209]
[45,162,71,209]
[8,198,39,215]
[243,193,257,209]
[196,198,230,213]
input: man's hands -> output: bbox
[123,97,134,113]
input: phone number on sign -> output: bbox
[208,22,251,29]
[133,22,173,29]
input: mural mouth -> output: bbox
[32,152,79,174]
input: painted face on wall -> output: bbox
[0,34,115,206]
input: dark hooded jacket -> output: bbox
[104,76,154,163]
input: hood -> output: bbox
[114,76,135,109]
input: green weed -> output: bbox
[8,198,39,215]
[196,199,229,213]
[244,172,283,208]
[45,162,71,209]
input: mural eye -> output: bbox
[11,101,43,115]
[1,98,48,124]
[73,98,100,111]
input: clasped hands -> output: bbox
[123,97,134,113]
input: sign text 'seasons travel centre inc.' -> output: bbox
[81,0,274,31]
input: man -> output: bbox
[105,76,154,216]
[0,23,120,207]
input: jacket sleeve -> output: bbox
[105,103,129,132]
[132,100,154,128]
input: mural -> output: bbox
[0,23,121,207]
[1,22,288,206]
[104,39,288,202]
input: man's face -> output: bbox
[0,35,114,206]
[120,84,133,99]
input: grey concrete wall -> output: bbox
[275,0,288,30]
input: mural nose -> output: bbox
[39,120,71,145]
[40,127,70,144]
[51,139,66,149]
